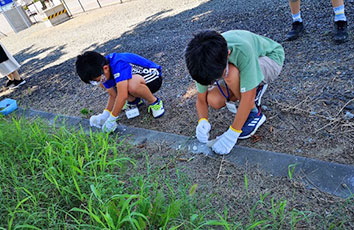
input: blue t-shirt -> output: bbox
[102,53,162,89]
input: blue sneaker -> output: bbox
[255,84,268,107]
[239,109,266,139]
[122,98,144,110]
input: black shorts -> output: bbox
[0,45,9,63]
[146,76,162,94]
[132,66,162,94]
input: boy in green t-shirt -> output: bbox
[185,30,285,155]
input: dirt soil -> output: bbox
[131,144,354,228]
[0,0,353,164]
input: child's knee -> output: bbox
[128,75,145,94]
[128,82,140,94]
[207,95,225,109]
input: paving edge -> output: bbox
[14,108,354,198]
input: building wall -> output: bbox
[0,12,14,36]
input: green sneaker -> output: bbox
[148,98,165,118]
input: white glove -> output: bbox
[89,109,111,128]
[211,126,241,155]
[196,118,211,143]
[102,114,118,133]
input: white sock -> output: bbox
[333,5,346,22]
[292,12,302,23]
[251,106,258,113]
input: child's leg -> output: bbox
[207,86,237,109]
[289,0,301,19]
[255,57,282,107]
[7,74,14,81]
[12,70,21,80]
[127,94,137,102]
[128,74,156,104]
[8,70,21,81]
[137,74,164,118]
[207,63,241,109]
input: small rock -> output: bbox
[344,111,354,120]
[261,105,271,111]
[309,111,317,115]
[192,146,198,151]
[345,104,354,111]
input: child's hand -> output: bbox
[211,127,241,155]
[102,114,118,133]
[89,109,111,128]
[196,118,211,143]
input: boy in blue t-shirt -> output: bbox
[76,51,165,133]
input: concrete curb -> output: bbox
[15,108,354,198]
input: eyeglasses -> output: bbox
[90,74,106,86]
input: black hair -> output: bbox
[75,51,107,84]
[185,30,228,86]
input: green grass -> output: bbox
[0,116,352,229]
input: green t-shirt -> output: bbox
[196,30,285,93]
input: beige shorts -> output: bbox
[258,56,282,84]
[217,56,282,87]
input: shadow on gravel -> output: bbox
[1,0,353,164]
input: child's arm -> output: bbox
[88,86,116,129]
[196,91,211,143]
[211,87,256,155]
[101,81,128,133]
[196,91,208,120]
[231,88,256,130]
[105,87,117,112]
[110,80,128,117]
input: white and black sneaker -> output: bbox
[255,84,268,107]
[148,98,165,118]
[10,79,26,89]
[5,79,15,88]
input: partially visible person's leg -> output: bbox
[331,0,348,43]
[8,70,26,88]
[6,74,14,81]
[9,70,21,80]
[5,75,15,88]
[290,0,301,17]
[286,0,305,41]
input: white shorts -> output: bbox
[0,43,21,78]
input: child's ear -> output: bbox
[227,49,231,57]
[103,64,110,71]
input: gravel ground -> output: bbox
[0,0,353,164]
